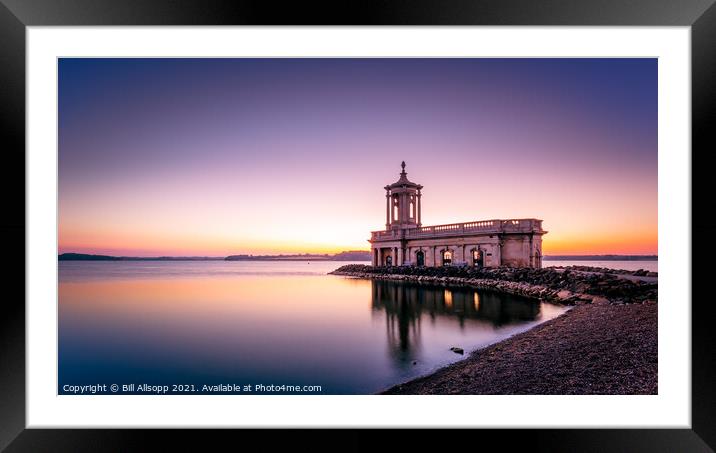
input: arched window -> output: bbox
[472,249,483,267]
[442,250,452,266]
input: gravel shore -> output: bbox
[382,302,657,395]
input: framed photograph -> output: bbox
[3,0,715,450]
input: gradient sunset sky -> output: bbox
[58,58,657,256]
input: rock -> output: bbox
[591,296,610,305]
[450,347,464,355]
[329,264,657,306]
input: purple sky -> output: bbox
[59,58,657,256]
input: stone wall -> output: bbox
[371,232,539,268]
[501,234,537,267]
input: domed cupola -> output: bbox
[384,161,423,230]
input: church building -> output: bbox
[369,162,547,268]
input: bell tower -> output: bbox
[385,161,423,230]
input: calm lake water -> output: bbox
[544,260,658,273]
[59,261,567,395]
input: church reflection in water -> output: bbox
[371,279,541,366]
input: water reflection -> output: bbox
[371,280,541,368]
[58,261,563,394]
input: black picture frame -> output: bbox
[2,0,714,450]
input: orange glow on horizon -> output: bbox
[59,228,658,257]
[59,202,657,257]
[542,231,658,256]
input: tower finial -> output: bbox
[401,161,406,173]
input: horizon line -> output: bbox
[58,251,659,258]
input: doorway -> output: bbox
[416,250,425,266]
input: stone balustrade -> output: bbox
[370,219,543,241]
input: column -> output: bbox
[391,247,396,266]
[397,247,404,266]
[399,193,405,225]
[386,191,390,228]
[417,190,422,226]
[529,233,534,267]
[402,193,409,225]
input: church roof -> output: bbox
[386,161,422,189]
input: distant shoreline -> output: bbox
[59,252,657,262]
[58,252,374,261]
